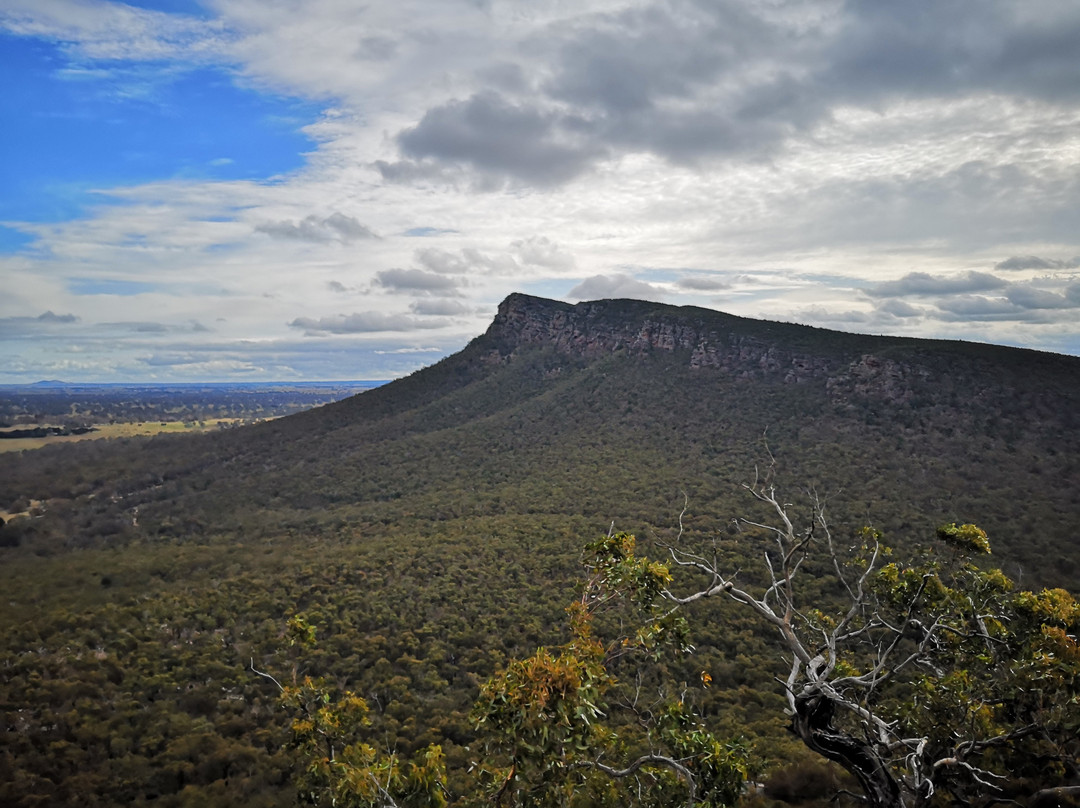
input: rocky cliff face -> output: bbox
[485,293,925,402]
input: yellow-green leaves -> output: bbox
[936,523,992,554]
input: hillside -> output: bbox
[1,293,1079,807]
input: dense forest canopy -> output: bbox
[1,294,1078,807]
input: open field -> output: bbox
[0,418,251,453]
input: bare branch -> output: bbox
[579,754,697,808]
[250,657,284,693]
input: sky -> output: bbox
[2,0,1080,383]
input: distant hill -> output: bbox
[1,294,1078,807]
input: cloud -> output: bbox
[995,255,1080,271]
[390,92,608,188]
[866,271,1007,297]
[409,298,471,316]
[937,296,1020,317]
[511,236,575,271]
[0,311,80,335]
[677,275,731,292]
[94,320,212,334]
[414,248,472,275]
[876,299,923,318]
[288,312,452,334]
[256,213,376,243]
[404,227,459,238]
[365,2,1080,195]
[822,2,1080,106]
[68,278,159,296]
[1005,284,1077,310]
[415,247,520,276]
[567,273,665,301]
[794,307,875,325]
[0,0,233,63]
[36,310,79,324]
[375,268,463,295]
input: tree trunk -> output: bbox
[791,690,904,808]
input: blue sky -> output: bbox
[0,34,317,224]
[2,0,1080,382]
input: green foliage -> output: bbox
[471,605,610,807]
[935,522,992,554]
[288,685,447,808]
[657,702,756,808]
[468,541,755,808]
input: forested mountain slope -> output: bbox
[1,293,1078,807]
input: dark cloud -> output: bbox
[567,273,664,301]
[409,299,471,316]
[876,299,923,317]
[256,213,377,243]
[0,311,80,335]
[392,91,608,187]
[375,268,463,295]
[327,280,349,293]
[1005,284,1076,309]
[677,275,731,292]
[373,158,456,186]
[288,312,451,334]
[866,271,1007,297]
[381,1,1080,188]
[36,311,79,323]
[995,255,1080,270]
[355,35,397,61]
[542,1,819,164]
[823,2,1080,105]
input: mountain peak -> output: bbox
[486,293,824,379]
[489,294,713,358]
[481,293,1080,407]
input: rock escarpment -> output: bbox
[485,293,927,404]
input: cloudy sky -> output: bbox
[2,0,1080,382]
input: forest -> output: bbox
[1,294,1078,807]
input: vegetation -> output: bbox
[274,484,1079,808]
[588,478,1080,807]
[1,295,1079,806]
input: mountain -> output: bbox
[1,294,1078,807]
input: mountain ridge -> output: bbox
[477,292,1080,407]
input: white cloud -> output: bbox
[288,311,454,334]
[567,273,665,301]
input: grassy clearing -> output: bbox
[0,419,249,453]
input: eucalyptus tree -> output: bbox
[608,474,1080,808]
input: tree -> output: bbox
[253,617,448,808]
[472,554,753,808]
[270,547,754,808]
[595,473,1080,808]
